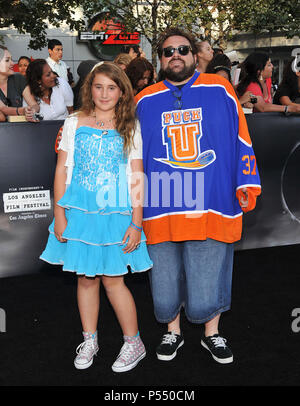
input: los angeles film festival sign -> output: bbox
[78,13,140,60]
[3,188,51,220]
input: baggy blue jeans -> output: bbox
[147,239,234,324]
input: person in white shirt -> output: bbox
[46,39,69,83]
[24,59,73,121]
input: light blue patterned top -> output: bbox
[73,126,128,193]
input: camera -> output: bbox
[33,112,44,121]
[250,95,257,104]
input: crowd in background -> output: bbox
[1,36,300,123]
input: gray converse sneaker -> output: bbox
[74,331,99,370]
[112,334,146,373]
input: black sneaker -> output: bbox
[156,332,184,361]
[201,334,233,364]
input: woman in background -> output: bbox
[237,52,300,114]
[273,57,300,106]
[25,59,73,121]
[125,57,154,95]
[196,40,214,73]
[18,56,31,77]
[0,45,38,119]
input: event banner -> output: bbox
[0,121,63,277]
[0,114,300,277]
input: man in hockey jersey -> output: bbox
[135,28,261,364]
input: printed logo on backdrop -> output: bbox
[78,13,140,60]
[2,187,51,221]
[155,108,216,170]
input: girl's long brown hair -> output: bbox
[79,61,136,154]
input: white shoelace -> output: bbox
[117,342,135,361]
[210,336,227,348]
[76,339,96,358]
[161,332,178,344]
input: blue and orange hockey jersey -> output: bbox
[135,71,261,244]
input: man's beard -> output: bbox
[162,60,196,82]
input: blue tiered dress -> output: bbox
[40,125,153,277]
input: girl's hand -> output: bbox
[54,215,67,243]
[122,226,141,253]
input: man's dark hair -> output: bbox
[48,39,62,50]
[156,28,198,59]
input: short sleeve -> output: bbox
[58,77,74,107]
[129,120,143,160]
[273,84,292,104]
[246,82,263,98]
[57,115,77,152]
[57,115,78,185]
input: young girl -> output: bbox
[40,62,153,373]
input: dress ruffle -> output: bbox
[40,232,152,277]
[58,182,132,215]
[51,209,146,246]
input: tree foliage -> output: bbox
[0,0,85,49]
[229,0,300,38]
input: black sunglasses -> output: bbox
[162,45,192,58]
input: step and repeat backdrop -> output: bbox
[0,114,299,277]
